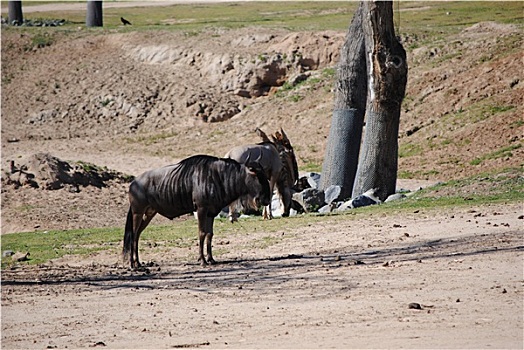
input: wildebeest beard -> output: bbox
[237,193,260,213]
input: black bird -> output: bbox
[121,17,131,26]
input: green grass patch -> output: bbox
[2,168,521,268]
[1,226,122,268]
[3,1,520,36]
[125,131,179,147]
[397,1,523,39]
[469,144,522,165]
[300,160,322,173]
[25,32,54,51]
[399,143,423,158]
[3,1,357,32]
[445,101,517,129]
[322,67,336,78]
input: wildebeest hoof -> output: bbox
[207,258,217,265]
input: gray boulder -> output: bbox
[293,188,325,213]
[385,193,407,203]
[306,172,321,189]
[324,185,342,205]
[337,188,382,211]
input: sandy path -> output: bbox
[2,203,522,349]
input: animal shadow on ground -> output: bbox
[2,231,521,292]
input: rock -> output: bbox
[337,188,382,211]
[408,302,422,310]
[305,172,321,189]
[12,252,30,262]
[292,188,325,213]
[290,199,305,214]
[3,153,133,191]
[318,203,335,214]
[234,89,251,98]
[294,176,312,192]
[324,185,342,204]
[269,193,284,218]
[347,259,365,266]
[7,18,66,27]
[287,72,311,86]
[336,201,353,212]
[351,189,381,208]
[268,31,344,70]
[2,250,15,258]
[385,193,407,203]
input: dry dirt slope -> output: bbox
[1,19,522,233]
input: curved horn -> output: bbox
[256,127,271,143]
[280,128,290,142]
[255,150,263,163]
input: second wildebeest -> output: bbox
[123,154,271,268]
[225,128,299,221]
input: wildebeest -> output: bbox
[225,128,299,221]
[123,154,271,268]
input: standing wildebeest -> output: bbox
[123,154,271,268]
[225,128,299,221]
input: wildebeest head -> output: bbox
[242,156,271,209]
[271,128,299,186]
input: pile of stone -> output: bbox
[1,17,67,27]
[2,153,133,192]
[269,172,409,218]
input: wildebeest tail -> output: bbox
[123,208,133,260]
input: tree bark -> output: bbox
[352,1,408,201]
[319,2,367,200]
[86,0,103,27]
[8,1,23,25]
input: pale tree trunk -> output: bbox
[352,1,408,201]
[8,1,23,25]
[319,2,367,200]
[86,0,103,27]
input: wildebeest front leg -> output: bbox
[277,181,292,217]
[196,208,210,266]
[196,209,216,266]
[205,216,216,265]
[228,200,240,223]
[197,229,207,266]
[263,177,276,220]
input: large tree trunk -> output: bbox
[352,1,408,201]
[319,3,367,200]
[86,0,103,27]
[8,1,23,26]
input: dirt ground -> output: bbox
[1,2,523,349]
[1,203,523,349]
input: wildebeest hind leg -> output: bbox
[131,209,156,269]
